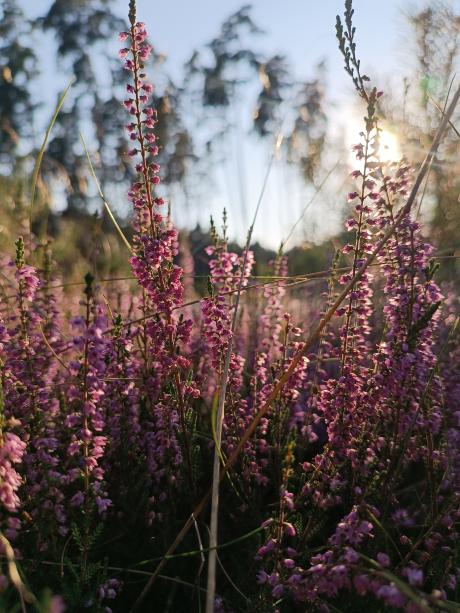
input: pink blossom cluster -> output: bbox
[0,11,458,613]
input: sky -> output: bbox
[24,0,459,249]
[128,0,412,248]
[130,0,422,95]
[134,1,402,81]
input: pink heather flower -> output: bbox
[283,522,296,537]
[257,570,269,584]
[345,218,357,230]
[15,264,40,301]
[376,583,405,608]
[0,9,451,613]
[70,491,84,507]
[96,496,112,514]
[138,45,152,61]
[353,574,370,595]
[272,584,284,598]
[0,432,26,512]
[403,566,423,586]
[49,595,66,613]
[343,547,359,564]
[376,552,390,567]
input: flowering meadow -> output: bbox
[0,1,459,611]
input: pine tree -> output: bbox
[0,0,36,167]
[40,0,126,212]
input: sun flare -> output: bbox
[377,128,401,162]
[346,117,402,165]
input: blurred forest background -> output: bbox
[1,0,460,284]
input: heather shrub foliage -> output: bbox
[0,1,459,612]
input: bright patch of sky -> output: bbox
[23,0,457,248]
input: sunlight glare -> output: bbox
[346,116,402,166]
[377,128,401,162]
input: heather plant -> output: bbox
[0,1,458,612]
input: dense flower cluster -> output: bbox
[0,6,458,613]
[250,135,460,611]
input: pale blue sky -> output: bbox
[23,0,458,247]
[130,0,420,92]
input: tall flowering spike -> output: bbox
[120,14,198,495]
[0,317,26,521]
[120,18,156,237]
[313,102,385,469]
[15,246,67,549]
[257,253,288,358]
[3,238,68,549]
[277,154,459,610]
[199,218,254,379]
[102,313,142,510]
[62,275,110,521]
[14,237,40,305]
[0,3,456,610]
[0,243,33,539]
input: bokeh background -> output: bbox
[2,0,460,282]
